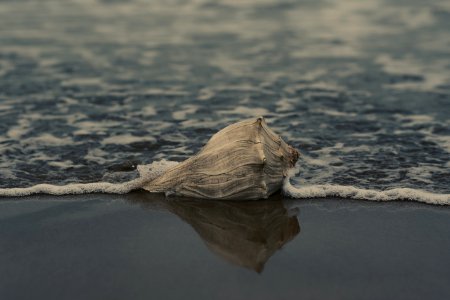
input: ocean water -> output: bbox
[1,0,450,297]
[0,0,449,203]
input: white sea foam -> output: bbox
[218,106,270,117]
[0,181,144,197]
[102,134,157,145]
[282,165,450,206]
[1,159,449,205]
[172,104,198,120]
[0,160,178,197]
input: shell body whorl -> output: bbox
[143,117,299,200]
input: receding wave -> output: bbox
[283,166,450,206]
[0,160,178,197]
[0,180,143,197]
[1,160,449,205]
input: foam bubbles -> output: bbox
[283,166,450,206]
[1,158,449,205]
[102,134,157,145]
[0,160,178,197]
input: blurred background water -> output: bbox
[0,0,449,193]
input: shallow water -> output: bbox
[1,194,449,299]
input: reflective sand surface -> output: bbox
[1,195,449,299]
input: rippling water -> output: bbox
[0,0,449,196]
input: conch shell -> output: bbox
[143,117,299,200]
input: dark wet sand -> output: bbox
[1,192,449,300]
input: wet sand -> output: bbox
[1,193,449,300]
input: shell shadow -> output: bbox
[125,192,301,273]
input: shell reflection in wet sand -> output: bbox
[128,193,300,273]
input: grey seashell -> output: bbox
[142,117,300,200]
